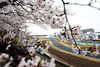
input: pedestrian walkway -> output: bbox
[50,38,100,59]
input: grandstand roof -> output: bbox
[81,28,94,33]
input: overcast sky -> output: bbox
[28,0,100,35]
[27,23,61,35]
[53,0,100,32]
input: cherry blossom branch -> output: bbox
[62,0,100,50]
[1,19,14,28]
[0,12,13,15]
[62,0,80,49]
[19,4,45,22]
[27,3,46,17]
[0,0,18,9]
[0,2,8,8]
[0,14,21,31]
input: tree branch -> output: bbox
[16,2,46,22]
[89,0,93,5]
[0,12,13,15]
[62,0,80,49]
[0,2,8,9]
[65,2,100,11]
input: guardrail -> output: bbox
[50,37,100,45]
[73,42,100,45]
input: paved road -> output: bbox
[50,38,100,59]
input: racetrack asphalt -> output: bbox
[50,38,100,59]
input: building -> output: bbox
[81,28,100,40]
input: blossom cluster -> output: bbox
[0,0,90,66]
[0,34,55,67]
[72,45,99,57]
[0,0,71,33]
[57,25,83,43]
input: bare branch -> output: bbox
[0,12,13,15]
[0,2,8,9]
[65,2,100,11]
[65,2,88,6]
[89,0,93,5]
